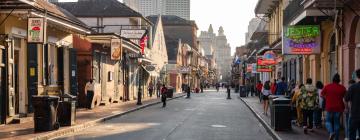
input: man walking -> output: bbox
[161,84,168,107]
[276,77,288,95]
[321,74,346,140]
[345,69,360,140]
[299,78,318,134]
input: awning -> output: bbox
[141,66,158,76]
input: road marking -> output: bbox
[211,124,227,128]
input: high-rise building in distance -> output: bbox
[123,0,190,20]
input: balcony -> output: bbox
[255,0,280,15]
[284,0,344,25]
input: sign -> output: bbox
[145,65,156,72]
[28,18,45,43]
[257,57,273,72]
[246,64,253,73]
[283,25,321,55]
[120,29,146,39]
[257,65,273,72]
[111,39,122,60]
[252,63,257,74]
[178,66,191,74]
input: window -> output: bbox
[48,44,58,85]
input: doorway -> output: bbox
[0,45,6,124]
[329,34,337,79]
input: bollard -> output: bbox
[227,88,231,99]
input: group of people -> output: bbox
[256,69,360,140]
[148,81,169,107]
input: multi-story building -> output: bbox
[124,0,190,20]
[214,27,232,82]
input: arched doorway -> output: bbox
[354,20,360,71]
[329,34,337,79]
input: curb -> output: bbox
[33,94,186,140]
[238,96,282,140]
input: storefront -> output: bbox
[0,1,90,124]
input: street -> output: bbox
[56,89,271,140]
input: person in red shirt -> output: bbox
[321,74,346,140]
[256,81,263,102]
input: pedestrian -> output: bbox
[313,81,324,128]
[262,81,271,116]
[216,83,220,92]
[148,82,154,98]
[256,81,263,103]
[345,79,356,140]
[85,79,95,109]
[276,77,288,95]
[186,84,191,98]
[321,74,346,140]
[161,84,168,107]
[292,83,304,127]
[156,81,161,98]
[271,79,277,95]
[200,83,204,93]
[299,78,318,134]
[345,69,360,140]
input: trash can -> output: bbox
[32,95,60,132]
[239,85,246,97]
[167,87,174,98]
[270,97,292,131]
[58,94,77,126]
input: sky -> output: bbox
[58,0,258,54]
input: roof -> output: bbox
[54,0,142,17]
[160,15,193,26]
[0,0,89,29]
[146,15,161,42]
[165,36,180,61]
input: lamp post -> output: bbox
[137,53,143,105]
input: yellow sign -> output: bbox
[30,68,35,76]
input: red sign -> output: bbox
[257,65,273,72]
[246,64,253,73]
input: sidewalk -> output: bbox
[0,93,185,140]
[240,95,343,140]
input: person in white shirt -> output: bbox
[85,79,95,109]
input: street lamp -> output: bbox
[136,53,143,105]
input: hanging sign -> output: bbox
[283,25,321,55]
[261,51,277,65]
[120,30,146,39]
[28,18,45,43]
[111,39,122,60]
[246,64,253,73]
[257,57,273,72]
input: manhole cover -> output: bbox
[211,125,227,128]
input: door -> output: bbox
[114,61,119,101]
[57,47,64,91]
[6,39,15,117]
[0,45,6,124]
[27,44,38,113]
[123,55,129,101]
[69,48,77,96]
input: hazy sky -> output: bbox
[59,0,258,54]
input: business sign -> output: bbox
[120,29,146,39]
[283,25,321,55]
[28,18,45,43]
[257,65,273,72]
[178,66,191,74]
[257,57,273,72]
[246,64,253,73]
[261,51,277,65]
[111,39,122,60]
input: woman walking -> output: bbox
[299,78,318,134]
[262,81,271,116]
[292,83,304,127]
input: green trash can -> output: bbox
[32,95,60,132]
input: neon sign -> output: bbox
[283,25,321,55]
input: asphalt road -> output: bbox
[56,89,272,140]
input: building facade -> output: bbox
[124,0,190,20]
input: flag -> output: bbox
[140,35,148,54]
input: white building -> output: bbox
[123,0,190,20]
